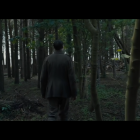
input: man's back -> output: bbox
[40,50,77,99]
[40,40,77,121]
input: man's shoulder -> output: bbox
[46,54,53,59]
[64,54,71,58]
[64,54,73,61]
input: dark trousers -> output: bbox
[47,97,69,121]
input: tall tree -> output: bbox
[66,19,72,57]
[72,19,82,98]
[84,19,102,121]
[23,19,27,81]
[14,19,19,84]
[5,19,11,78]
[0,19,4,92]
[8,19,15,78]
[49,29,53,54]
[19,19,23,78]
[25,19,30,79]
[125,19,140,121]
[55,20,58,40]
[72,19,78,76]
[81,24,89,98]
[32,19,37,76]
[37,19,45,88]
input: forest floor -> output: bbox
[1,71,140,121]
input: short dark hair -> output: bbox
[53,40,63,50]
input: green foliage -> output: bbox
[1,105,11,112]
[88,84,124,100]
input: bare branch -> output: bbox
[84,19,97,34]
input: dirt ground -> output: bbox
[1,71,140,121]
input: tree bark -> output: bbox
[32,19,37,76]
[5,19,11,78]
[25,19,30,79]
[8,19,15,78]
[55,25,58,40]
[19,19,23,79]
[49,29,53,55]
[23,19,27,81]
[72,19,78,76]
[81,22,89,98]
[66,19,72,57]
[84,19,102,121]
[37,19,45,88]
[14,19,19,84]
[125,19,140,121]
[0,19,4,92]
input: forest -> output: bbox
[0,19,139,121]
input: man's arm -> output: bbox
[40,58,48,98]
[68,57,77,98]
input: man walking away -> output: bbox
[40,40,77,121]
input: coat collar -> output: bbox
[54,49,64,54]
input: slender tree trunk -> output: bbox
[84,19,102,121]
[23,19,27,81]
[45,31,48,57]
[66,19,72,57]
[72,19,82,98]
[0,19,4,92]
[5,19,11,78]
[81,25,89,98]
[8,19,15,78]
[55,24,58,40]
[49,29,53,55]
[78,34,82,98]
[110,39,116,78]
[72,19,78,77]
[19,19,23,78]
[32,20,37,76]
[125,20,140,121]
[14,19,19,84]
[37,19,45,88]
[25,19,30,79]
[81,39,88,98]
[100,56,103,75]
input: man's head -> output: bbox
[53,40,63,50]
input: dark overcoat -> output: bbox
[40,50,77,98]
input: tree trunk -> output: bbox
[37,19,45,88]
[14,19,19,84]
[25,19,30,79]
[81,24,89,98]
[110,39,116,78]
[84,19,102,121]
[5,19,11,78]
[49,29,53,55]
[55,22,58,40]
[0,19,4,92]
[8,19,15,78]
[23,19,27,81]
[66,19,72,57]
[125,19,140,121]
[32,20,37,76]
[72,19,78,77]
[72,19,82,98]
[77,34,82,99]
[19,19,23,79]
